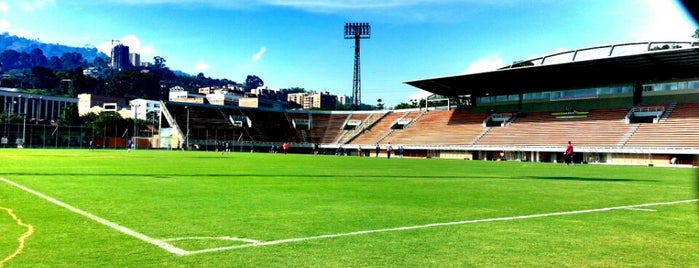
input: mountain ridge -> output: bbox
[0,32,107,62]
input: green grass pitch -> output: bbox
[0,149,697,267]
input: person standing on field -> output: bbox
[386,142,393,159]
[565,141,574,165]
[282,142,289,155]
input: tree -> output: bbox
[56,104,81,126]
[153,56,166,69]
[394,102,417,110]
[59,52,86,71]
[0,49,22,70]
[47,56,63,71]
[93,57,108,68]
[30,66,58,90]
[243,75,264,91]
[29,48,47,67]
[281,87,306,94]
[89,112,129,139]
[0,112,23,123]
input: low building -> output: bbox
[1,89,77,124]
[168,86,205,104]
[77,93,126,116]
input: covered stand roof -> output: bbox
[406,43,699,98]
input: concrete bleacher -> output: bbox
[164,102,698,155]
[473,109,632,147]
[166,104,246,142]
[303,113,348,144]
[624,103,699,148]
[386,109,488,145]
[240,109,304,143]
[335,113,377,144]
[350,111,410,145]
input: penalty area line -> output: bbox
[0,177,189,256]
[185,198,699,256]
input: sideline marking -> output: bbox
[0,207,34,266]
[183,198,698,255]
[0,177,188,256]
[2,177,696,256]
[622,207,656,212]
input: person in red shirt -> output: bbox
[565,141,574,165]
[282,142,289,155]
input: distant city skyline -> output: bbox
[0,0,697,107]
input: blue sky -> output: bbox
[1,0,697,107]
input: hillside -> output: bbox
[0,32,107,62]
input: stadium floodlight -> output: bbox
[344,22,371,39]
[344,22,371,110]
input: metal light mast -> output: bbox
[344,22,370,110]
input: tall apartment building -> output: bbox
[110,44,131,70]
[129,53,140,67]
[287,91,337,110]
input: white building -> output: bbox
[206,89,241,106]
[129,99,161,120]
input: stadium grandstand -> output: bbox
[157,41,698,166]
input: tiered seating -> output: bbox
[336,113,373,144]
[164,102,699,151]
[241,109,304,143]
[166,104,246,141]
[387,109,488,145]
[624,103,699,148]
[474,109,631,147]
[306,113,348,144]
[351,111,409,145]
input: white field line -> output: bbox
[183,198,699,256]
[2,176,696,257]
[162,236,262,244]
[0,177,188,256]
[621,208,657,212]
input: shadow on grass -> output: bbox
[0,172,655,182]
[521,176,651,182]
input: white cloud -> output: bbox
[632,0,697,41]
[251,46,267,62]
[461,53,505,74]
[106,0,505,22]
[407,89,432,102]
[195,60,210,72]
[0,2,9,13]
[20,0,55,12]
[0,19,9,31]
[405,53,506,103]
[112,0,492,9]
[96,34,157,59]
[13,28,29,38]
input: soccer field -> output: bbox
[0,149,697,267]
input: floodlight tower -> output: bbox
[344,22,370,110]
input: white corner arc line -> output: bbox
[0,177,189,256]
[184,198,699,256]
